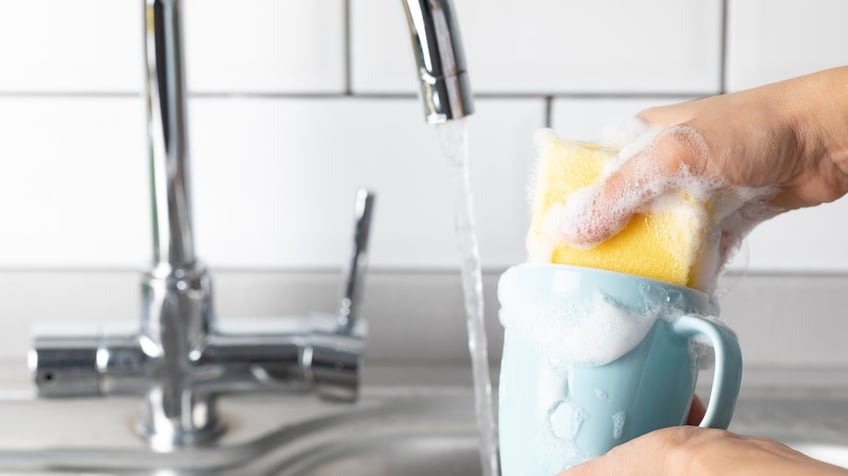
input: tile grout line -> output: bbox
[0,91,719,100]
[0,267,844,278]
[543,95,553,128]
[344,0,353,95]
[0,91,144,98]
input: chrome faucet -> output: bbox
[29,0,473,450]
[402,0,474,123]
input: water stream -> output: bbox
[436,118,500,476]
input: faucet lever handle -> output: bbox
[337,188,376,332]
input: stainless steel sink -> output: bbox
[730,393,848,470]
[0,387,481,475]
[0,380,845,475]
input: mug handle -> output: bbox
[671,315,743,429]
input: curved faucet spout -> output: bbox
[402,0,475,124]
[145,0,196,269]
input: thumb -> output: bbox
[557,427,700,476]
[687,395,707,426]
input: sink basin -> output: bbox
[730,394,848,471]
[0,379,844,475]
[275,433,479,476]
[0,387,482,475]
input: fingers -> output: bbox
[638,97,711,128]
[638,105,693,129]
[559,156,664,246]
[562,126,707,247]
[687,395,707,426]
[557,427,700,476]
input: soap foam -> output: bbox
[612,411,626,440]
[549,400,588,440]
[559,127,718,249]
[599,116,653,150]
[550,123,778,293]
[500,289,658,368]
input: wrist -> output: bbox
[789,67,848,175]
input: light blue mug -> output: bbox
[498,264,742,475]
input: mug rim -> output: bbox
[504,262,713,301]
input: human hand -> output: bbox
[557,426,848,476]
[563,67,848,259]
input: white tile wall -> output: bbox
[726,0,848,91]
[551,97,693,142]
[184,0,346,93]
[0,97,542,269]
[0,0,346,93]
[0,0,143,92]
[744,200,848,271]
[352,0,723,94]
[2,0,848,272]
[2,0,848,372]
[190,98,542,269]
[0,97,150,267]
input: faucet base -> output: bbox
[134,419,227,451]
[134,400,227,451]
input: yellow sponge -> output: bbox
[527,131,708,288]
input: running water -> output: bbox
[436,117,500,476]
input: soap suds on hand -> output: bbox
[529,122,777,294]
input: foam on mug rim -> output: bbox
[500,277,721,370]
[499,288,662,368]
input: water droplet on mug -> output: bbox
[594,388,608,400]
[549,400,588,440]
[612,411,626,440]
[548,356,569,371]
